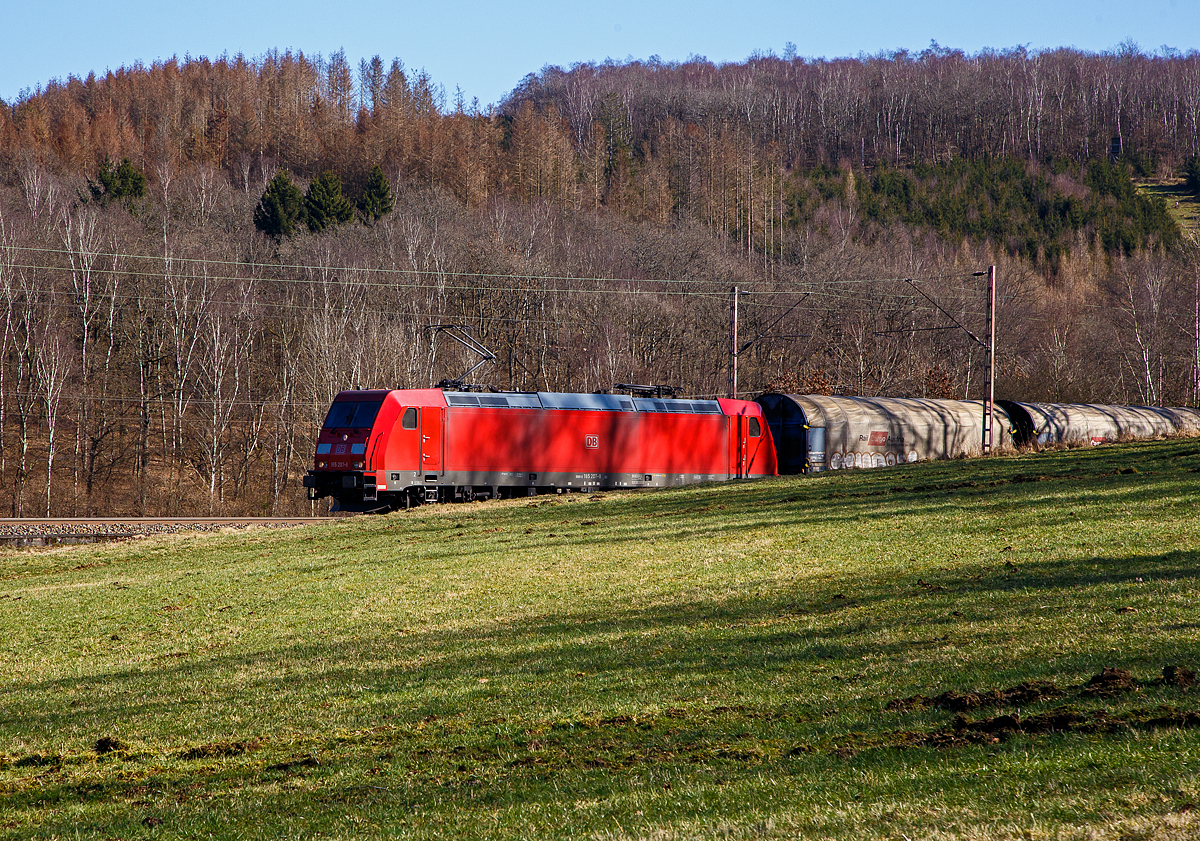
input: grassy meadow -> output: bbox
[2,439,1199,839]
[1137,177,1200,236]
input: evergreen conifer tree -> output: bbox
[304,171,355,233]
[359,164,394,224]
[1184,156,1200,199]
[253,171,305,239]
[88,157,147,210]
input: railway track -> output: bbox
[0,517,335,547]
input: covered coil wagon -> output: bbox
[756,393,1016,474]
[999,402,1200,447]
[758,393,1200,475]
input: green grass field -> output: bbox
[2,439,1199,840]
[1137,177,1200,237]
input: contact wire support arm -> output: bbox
[902,279,987,350]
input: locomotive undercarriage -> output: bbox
[304,468,730,512]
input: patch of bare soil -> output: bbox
[886,666,1194,713]
[840,666,1199,754]
[177,740,262,761]
[885,679,1064,712]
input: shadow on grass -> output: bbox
[2,538,1195,745]
[4,440,1199,839]
[402,438,1200,560]
[5,548,1199,834]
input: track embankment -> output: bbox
[0,517,333,547]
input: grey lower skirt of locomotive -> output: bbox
[305,467,623,512]
[303,469,425,511]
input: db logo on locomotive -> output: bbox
[584,435,599,449]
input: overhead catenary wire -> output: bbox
[3,256,993,320]
[6,242,790,293]
[0,391,337,411]
[1,239,1016,405]
[0,284,975,326]
[0,270,990,323]
[1,242,993,296]
[0,265,984,319]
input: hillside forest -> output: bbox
[2,45,1200,515]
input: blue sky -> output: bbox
[3,0,1198,108]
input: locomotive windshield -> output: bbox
[323,399,383,429]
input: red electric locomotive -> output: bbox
[304,388,777,511]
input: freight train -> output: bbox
[304,388,1200,511]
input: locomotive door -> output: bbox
[734,416,749,479]
[744,415,764,474]
[384,407,422,472]
[734,414,763,478]
[420,407,444,474]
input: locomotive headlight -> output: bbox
[317,461,326,468]
[353,461,364,469]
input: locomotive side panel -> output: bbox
[440,406,736,490]
[637,412,730,480]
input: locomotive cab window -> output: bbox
[748,417,762,437]
[401,407,418,430]
[323,399,383,429]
